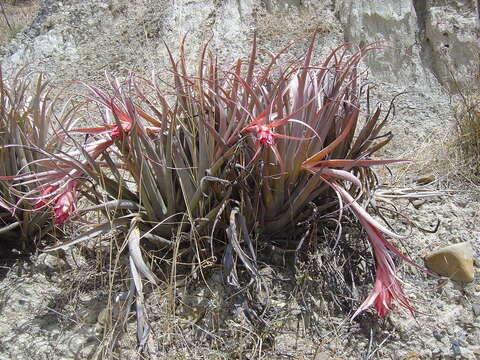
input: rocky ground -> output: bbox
[0,0,479,359]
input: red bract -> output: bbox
[28,81,143,225]
[71,81,140,140]
[3,135,118,225]
[72,117,131,140]
[297,96,426,319]
[254,125,275,146]
[329,182,432,319]
[241,111,308,171]
[32,182,77,224]
[53,180,78,225]
[352,219,415,320]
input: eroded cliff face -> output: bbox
[337,0,479,89]
[421,0,479,90]
[2,0,477,90]
[337,0,422,83]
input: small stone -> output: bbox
[424,242,474,282]
[96,302,122,328]
[473,346,480,356]
[460,347,476,360]
[314,352,330,360]
[454,198,469,208]
[77,299,103,324]
[433,330,443,341]
[17,298,29,305]
[472,304,480,317]
[416,174,436,185]
[36,252,69,273]
[412,198,426,209]
[458,335,469,347]
[451,340,461,356]
[467,334,479,345]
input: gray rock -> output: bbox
[422,0,480,91]
[433,330,443,342]
[36,252,69,274]
[472,304,480,317]
[450,340,461,356]
[336,0,422,86]
[454,198,469,208]
[412,198,426,209]
[314,352,330,360]
[76,298,104,325]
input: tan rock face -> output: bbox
[424,242,475,282]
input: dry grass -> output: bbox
[72,217,376,359]
[383,59,480,193]
[381,130,480,201]
[453,75,480,184]
[0,0,39,46]
[253,3,337,44]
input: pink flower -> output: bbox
[351,220,415,320]
[53,181,78,225]
[75,84,135,140]
[250,124,275,146]
[327,182,432,320]
[106,119,132,140]
[241,111,307,170]
[24,111,124,224]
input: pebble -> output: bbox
[467,334,478,346]
[36,252,69,274]
[433,330,443,342]
[416,174,436,185]
[450,340,461,356]
[460,348,477,360]
[17,298,29,305]
[412,198,426,209]
[77,300,103,324]
[454,198,469,208]
[458,335,469,347]
[424,242,474,282]
[472,304,480,317]
[314,352,330,360]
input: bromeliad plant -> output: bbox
[189,34,432,318]
[0,67,79,249]
[0,34,433,337]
